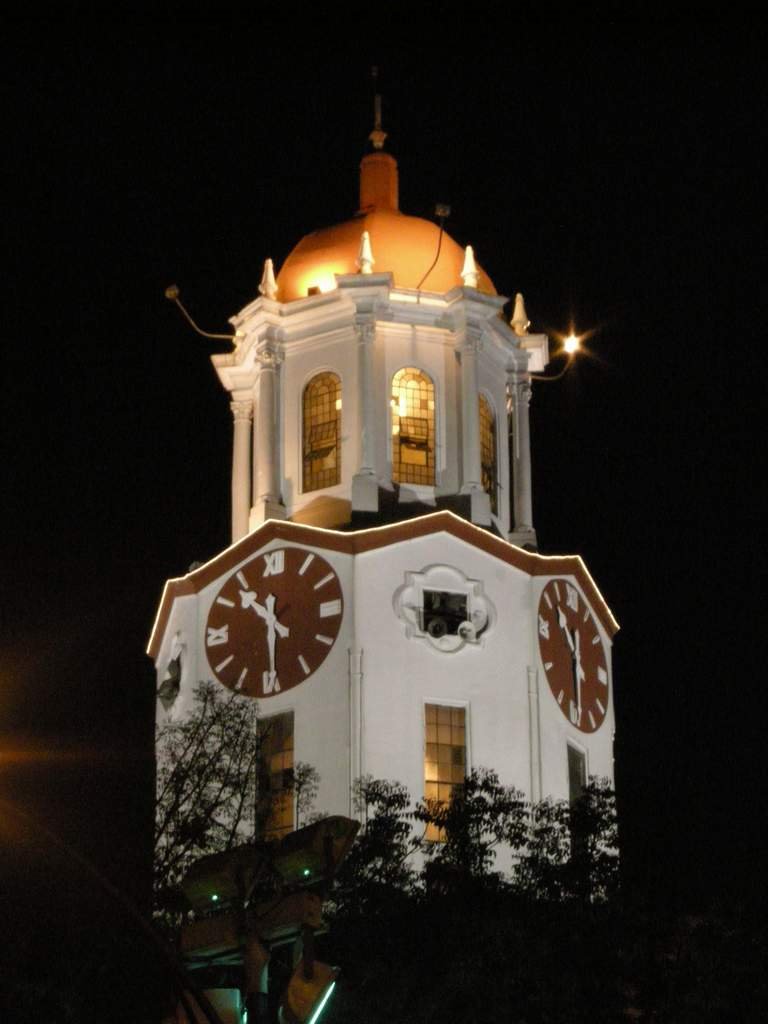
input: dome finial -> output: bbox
[356,230,375,274]
[369,66,387,151]
[461,245,479,288]
[511,292,530,336]
[259,258,278,300]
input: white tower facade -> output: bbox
[149,131,618,859]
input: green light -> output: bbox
[302,868,312,877]
[306,981,336,1024]
[211,893,219,902]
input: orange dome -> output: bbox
[276,150,496,301]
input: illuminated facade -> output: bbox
[150,124,618,869]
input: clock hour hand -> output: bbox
[242,592,290,689]
[239,590,289,637]
[240,589,268,619]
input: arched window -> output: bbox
[479,393,498,516]
[302,372,341,493]
[391,367,435,486]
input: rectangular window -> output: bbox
[257,712,294,840]
[567,743,587,855]
[424,704,466,841]
[567,743,587,806]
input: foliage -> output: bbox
[413,767,528,891]
[330,777,418,916]
[154,682,321,922]
[294,762,320,829]
[515,778,619,902]
[154,681,260,915]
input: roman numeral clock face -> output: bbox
[537,578,609,733]
[204,547,343,699]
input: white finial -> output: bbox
[511,292,530,337]
[259,258,278,300]
[356,231,375,274]
[461,245,479,288]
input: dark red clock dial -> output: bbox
[537,578,609,733]
[204,547,343,698]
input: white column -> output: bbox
[351,320,379,512]
[460,337,482,492]
[251,345,286,526]
[358,321,375,474]
[348,648,364,816]
[460,334,491,525]
[527,667,542,803]
[509,373,535,544]
[230,398,252,543]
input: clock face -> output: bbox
[537,578,609,733]
[204,547,343,699]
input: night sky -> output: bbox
[3,17,765,927]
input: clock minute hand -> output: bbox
[558,606,580,711]
[574,628,584,711]
[263,594,290,679]
[263,594,290,639]
[557,607,575,652]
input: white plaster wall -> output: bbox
[154,539,616,860]
[354,534,534,801]
[154,593,201,726]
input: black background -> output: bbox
[2,15,765,933]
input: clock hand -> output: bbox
[574,629,583,711]
[557,606,575,652]
[264,594,290,639]
[240,589,290,682]
[557,606,581,711]
[240,589,268,620]
[263,595,277,677]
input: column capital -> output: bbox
[355,319,376,345]
[507,375,532,405]
[255,342,283,369]
[230,398,253,422]
[456,327,483,355]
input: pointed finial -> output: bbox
[369,66,387,151]
[259,258,278,300]
[356,231,375,274]
[511,292,530,336]
[461,245,479,288]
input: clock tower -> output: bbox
[149,116,618,862]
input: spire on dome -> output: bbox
[359,68,399,213]
[369,66,387,151]
[259,258,278,299]
[461,245,479,288]
[356,230,375,274]
[511,292,530,337]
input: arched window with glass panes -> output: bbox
[391,367,435,486]
[479,393,498,516]
[302,371,341,493]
